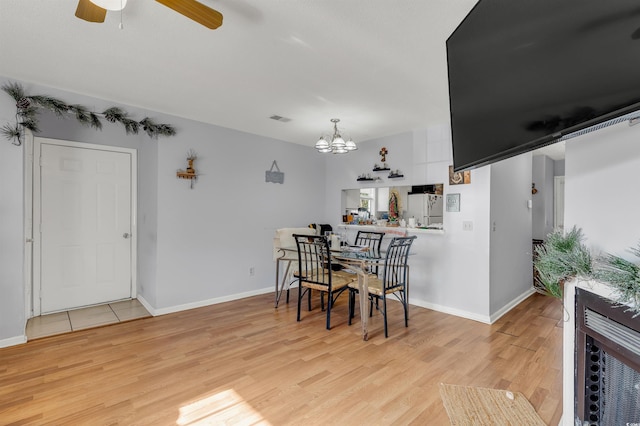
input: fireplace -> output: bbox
[575,287,640,425]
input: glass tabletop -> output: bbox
[332,248,382,262]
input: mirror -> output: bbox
[341,184,443,225]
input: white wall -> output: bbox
[324,125,500,322]
[565,121,640,260]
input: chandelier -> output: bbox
[314,118,357,154]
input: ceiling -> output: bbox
[0,0,479,147]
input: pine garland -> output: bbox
[593,244,640,316]
[534,226,640,316]
[533,226,592,299]
[1,81,176,145]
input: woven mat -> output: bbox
[439,383,546,425]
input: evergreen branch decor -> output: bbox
[1,81,176,145]
[593,243,640,317]
[534,226,640,316]
[533,226,592,299]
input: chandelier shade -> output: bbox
[315,119,357,154]
[315,137,329,150]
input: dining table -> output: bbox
[332,247,383,341]
[276,243,381,341]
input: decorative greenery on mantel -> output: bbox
[534,226,592,299]
[1,81,176,146]
[593,244,640,314]
[534,226,640,316]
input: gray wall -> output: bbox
[0,76,324,343]
[0,76,540,344]
[490,153,533,313]
[0,114,24,345]
[532,155,555,240]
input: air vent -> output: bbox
[584,308,640,357]
[269,115,292,123]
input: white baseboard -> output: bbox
[139,286,274,317]
[410,287,536,325]
[142,285,535,323]
[411,298,492,324]
[488,287,536,324]
[136,294,155,316]
[0,335,27,348]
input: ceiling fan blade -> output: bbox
[155,0,223,29]
[75,0,107,23]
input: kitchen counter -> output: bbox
[336,224,445,235]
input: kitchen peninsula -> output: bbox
[337,224,445,241]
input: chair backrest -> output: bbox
[293,234,334,291]
[355,231,385,257]
[381,236,416,291]
[273,227,317,261]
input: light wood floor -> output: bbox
[0,291,563,425]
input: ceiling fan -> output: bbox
[75,0,223,29]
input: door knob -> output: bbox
[123,233,130,239]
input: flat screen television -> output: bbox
[447,0,640,171]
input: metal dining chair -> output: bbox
[273,227,318,308]
[293,234,356,330]
[354,231,385,275]
[347,235,416,338]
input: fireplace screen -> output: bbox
[584,337,640,424]
[577,288,640,425]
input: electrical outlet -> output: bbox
[463,221,473,231]
[249,267,255,276]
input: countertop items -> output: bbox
[338,224,445,235]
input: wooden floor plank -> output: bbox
[0,292,563,425]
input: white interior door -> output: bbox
[35,139,135,314]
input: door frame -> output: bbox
[27,136,138,317]
[554,175,565,232]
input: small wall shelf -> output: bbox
[373,167,390,172]
[177,171,197,180]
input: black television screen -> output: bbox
[447,0,640,171]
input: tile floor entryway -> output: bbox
[26,299,151,340]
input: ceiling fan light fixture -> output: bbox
[76,0,223,29]
[90,0,127,11]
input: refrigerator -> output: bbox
[407,194,443,226]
